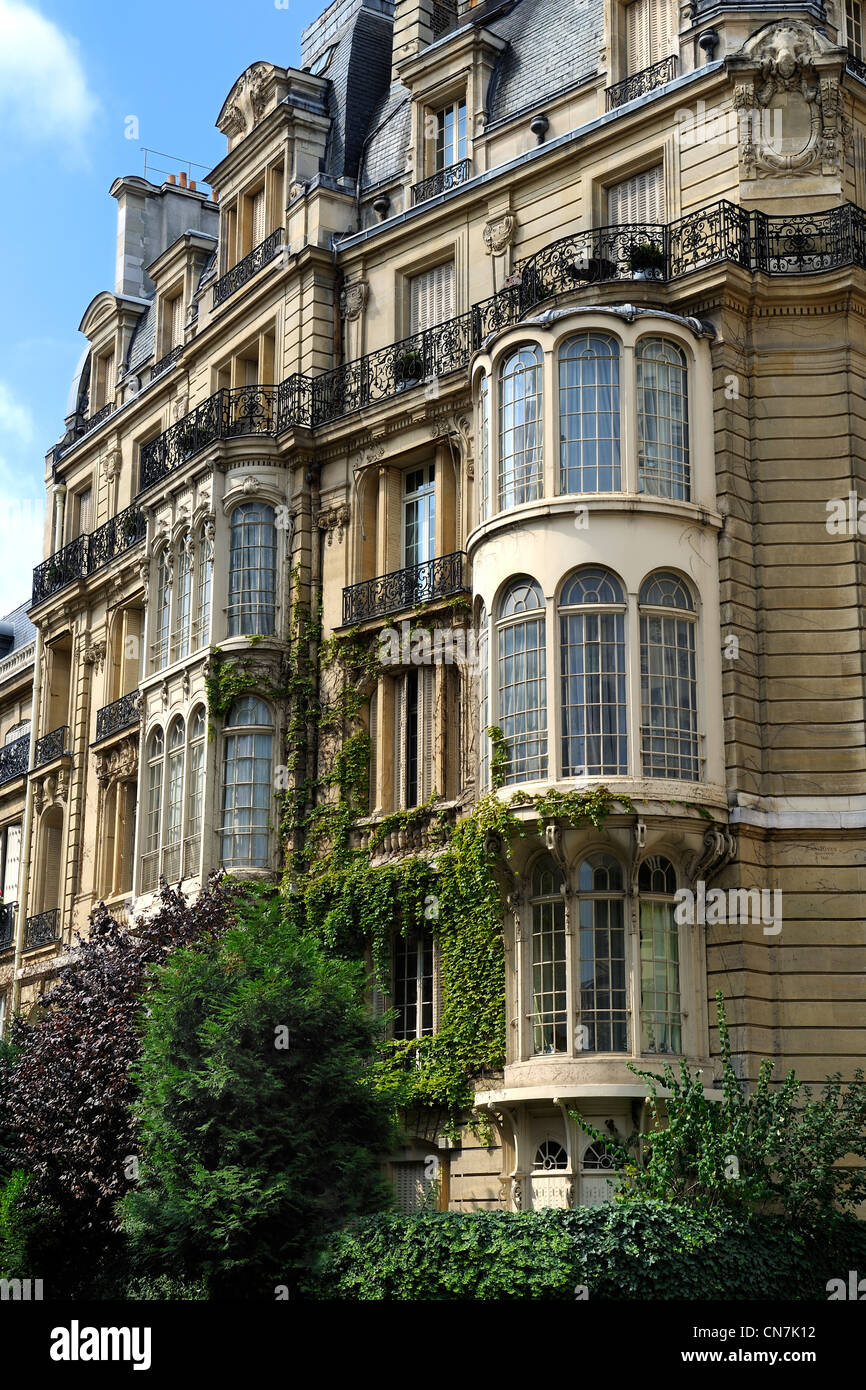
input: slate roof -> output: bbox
[126,302,156,375]
[322,3,397,179]
[1,602,36,652]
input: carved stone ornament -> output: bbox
[511,1176,523,1210]
[483,213,516,257]
[340,280,369,321]
[32,769,69,814]
[171,384,190,423]
[317,503,350,545]
[139,558,150,606]
[730,21,850,179]
[80,635,107,671]
[94,734,139,790]
[217,62,275,142]
[241,475,262,496]
[101,448,121,483]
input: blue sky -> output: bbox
[0,0,321,615]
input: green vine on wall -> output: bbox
[486,725,509,790]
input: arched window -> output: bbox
[478,372,490,522]
[498,345,543,510]
[221,697,274,869]
[559,568,627,778]
[636,338,689,499]
[639,572,698,780]
[497,578,547,783]
[163,717,185,881]
[228,503,277,637]
[172,537,193,663]
[577,854,627,1052]
[530,855,566,1055]
[142,728,164,891]
[195,524,212,650]
[534,1140,568,1171]
[152,550,171,672]
[580,1139,622,1207]
[638,855,681,1054]
[184,707,206,878]
[478,603,489,791]
[559,333,620,493]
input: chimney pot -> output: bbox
[167,174,176,184]
[179,171,188,188]
[189,179,197,191]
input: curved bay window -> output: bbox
[577,853,627,1052]
[478,603,489,791]
[497,578,547,783]
[530,855,567,1054]
[559,568,627,778]
[150,529,213,672]
[228,503,277,637]
[172,540,193,663]
[185,707,206,877]
[498,345,542,511]
[636,337,689,499]
[559,334,621,493]
[639,571,698,780]
[163,717,185,881]
[638,855,681,1054]
[478,371,490,522]
[152,550,171,672]
[141,728,164,891]
[195,525,212,650]
[220,697,274,869]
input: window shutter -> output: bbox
[626,0,646,71]
[409,262,455,334]
[419,666,436,802]
[2,824,21,900]
[43,822,62,911]
[252,187,266,246]
[170,293,184,348]
[368,687,378,810]
[393,676,405,809]
[392,1161,429,1213]
[78,488,92,536]
[606,165,664,224]
[626,0,671,71]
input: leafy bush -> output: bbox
[304,1204,866,1301]
[122,886,397,1299]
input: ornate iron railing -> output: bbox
[33,725,70,767]
[751,203,866,275]
[24,908,60,951]
[412,159,471,205]
[150,344,183,381]
[605,54,679,110]
[138,385,278,490]
[32,502,146,605]
[0,733,29,785]
[212,229,284,309]
[80,402,113,438]
[342,550,468,625]
[94,691,141,743]
[847,54,866,85]
[0,901,17,951]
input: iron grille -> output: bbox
[32,502,145,605]
[0,733,29,785]
[0,901,16,951]
[412,159,471,205]
[94,691,141,743]
[150,344,184,381]
[605,55,678,111]
[33,726,69,767]
[212,229,284,309]
[342,551,468,625]
[138,385,278,491]
[24,908,60,951]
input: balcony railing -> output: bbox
[132,201,866,457]
[94,691,141,743]
[0,901,17,951]
[33,725,70,768]
[32,501,146,606]
[847,54,866,84]
[605,54,678,111]
[342,550,468,625]
[212,229,284,309]
[138,385,278,491]
[150,344,183,381]
[79,402,113,438]
[0,733,29,785]
[24,908,60,951]
[412,159,471,205]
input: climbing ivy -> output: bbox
[486,725,509,789]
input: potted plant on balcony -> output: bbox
[627,241,665,280]
[394,348,425,387]
[119,509,141,543]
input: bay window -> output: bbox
[220,697,274,869]
[228,503,277,637]
[559,334,621,493]
[559,568,627,778]
[530,856,567,1055]
[636,337,689,499]
[638,855,681,1053]
[498,346,543,510]
[639,571,698,780]
[496,578,547,784]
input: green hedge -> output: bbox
[304,1202,866,1300]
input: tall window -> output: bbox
[195,524,212,651]
[435,97,466,169]
[142,729,164,891]
[577,854,627,1052]
[639,855,681,1053]
[497,578,547,783]
[172,538,193,662]
[625,0,674,74]
[403,464,435,569]
[221,697,274,869]
[228,503,277,637]
[848,0,864,59]
[478,371,490,522]
[393,928,434,1039]
[409,262,454,333]
[559,335,621,493]
[0,823,22,902]
[499,345,543,511]
[636,337,689,499]
[152,549,171,672]
[393,667,435,809]
[478,604,489,791]
[530,856,567,1055]
[560,569,627,777]
[163,717,185,882]
[639,571,698,780]
[606,165,664,223]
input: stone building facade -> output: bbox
[2,0,865,1212]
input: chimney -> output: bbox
[391,0,434,81]
[179,171,187,188]
[167,173,176,184]
[110,174,220,298]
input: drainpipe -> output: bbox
[10,630,44,1016]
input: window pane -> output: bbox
[559,335,621,493]
[637,338,690,500]
[228,503,277,637]
[640,900,681,1053]
[560,569,627,776]
[531,891,567,1054]
[498,346,543,510]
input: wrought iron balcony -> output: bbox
[0,901,16,951]
[79,402,113,438]
[94,690,141,743]
[24,908,60,951]
[847,54,866,85]
[33,725,70,768]
[32,501,146,605]
[212,229,284,309]
[412,159,471,205]
[605,54,678,110]
[150,344,183,381]
[138,384,278,491]
[342,550,468,625]
[0,733,29,785]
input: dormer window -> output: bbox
[92,348,115,413]
[625,0,674,75]
[309,44,336,75]
[434,96,466,172]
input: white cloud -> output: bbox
[0,381,35,445]
[0,470,43,615]
[0,1,98,158]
